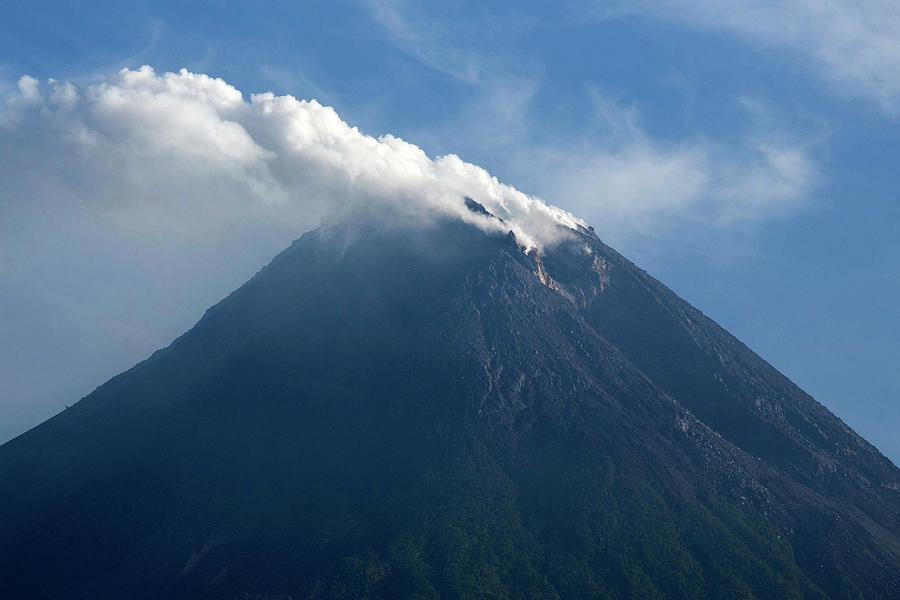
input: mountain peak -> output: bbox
[1,217,898,599]
[463,196,495,218]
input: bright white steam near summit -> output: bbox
[2,66,584,251]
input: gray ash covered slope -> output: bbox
[1,202,899,599]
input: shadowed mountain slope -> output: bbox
[1,209,898,599]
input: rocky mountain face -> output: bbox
[1,205,898,599]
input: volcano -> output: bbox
[1,204,898,599]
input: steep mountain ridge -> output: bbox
[540,226,900,593]
[1,212,898,599]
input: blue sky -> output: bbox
[1,1,898,462]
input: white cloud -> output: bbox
[1,66,585,253]
[582,0,900,115]
[16,75,41,102]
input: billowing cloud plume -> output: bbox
[1,66,583,252]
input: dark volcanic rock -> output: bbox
[1,217,898,599]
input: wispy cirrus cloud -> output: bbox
[361,0,538,85]
[359,3,822,252]
[580,0,900,116]
[521,91,820,247]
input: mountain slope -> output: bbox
[1,211,898,599]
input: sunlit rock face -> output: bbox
[1,211,898,599]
